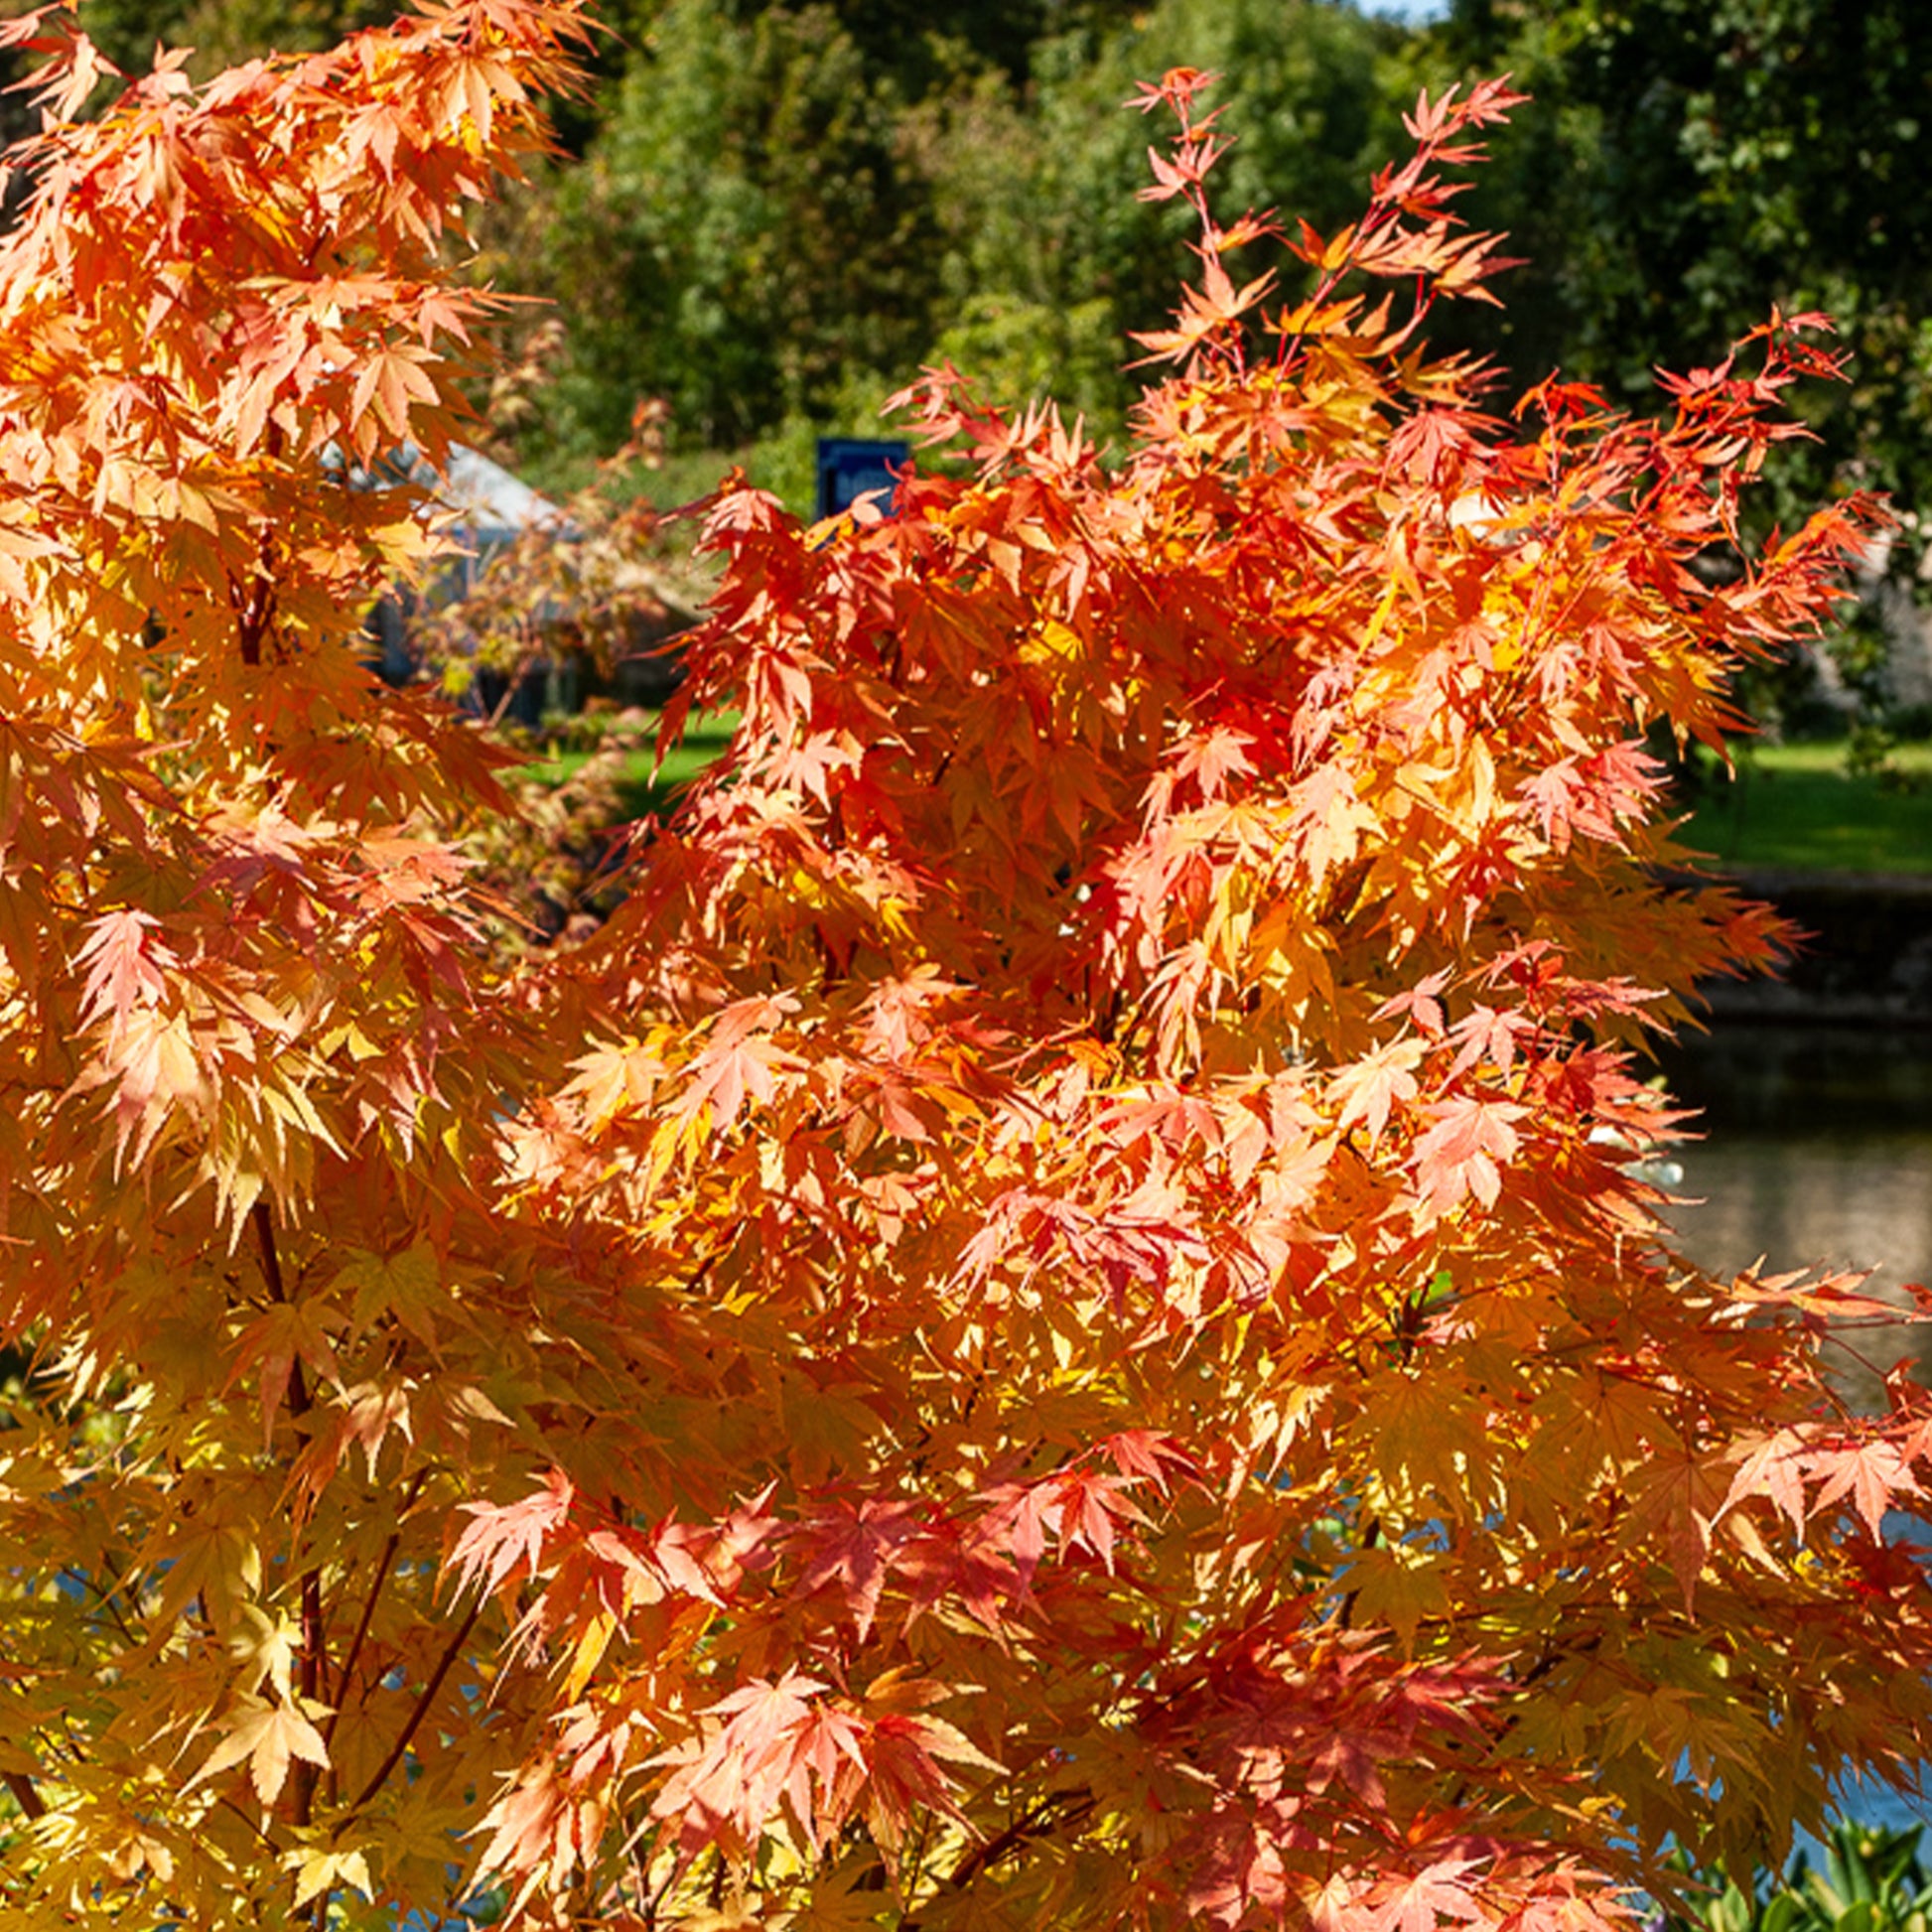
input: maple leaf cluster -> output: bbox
[3,12,1931,1932]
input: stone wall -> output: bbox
[1696,869,1932,1025]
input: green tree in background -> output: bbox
[913,0,1411,445]
[520,0,1413,477]
[37,0,394,75]
[536,0,944,456]
[1437,0,1932,552]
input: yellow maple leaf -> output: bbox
[188,1695,331,1806]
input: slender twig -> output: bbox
[898,1805,936,1918]
[60,1562,142,1648]
[230,527,280,668]
[643,1842,682,1926]
[251,1203,326,1831]
[346,1594,483,1814]
[215,1787,283,1851]
[1336,1513,1382,1630]
[944,1788,1095,1894]
[326,1469,429,1747]
[2,1770,44,1819]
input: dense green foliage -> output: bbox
[1442,0,1932,545]
[1673,1822,1932,1932]
[524,0,1418,468]
[539,0,950,452]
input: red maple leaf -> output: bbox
[75,907,174,1029]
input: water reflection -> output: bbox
[1655,1025,1932,1834]
[1662,1131,1932,1396]
[1653,1025,1932,1401]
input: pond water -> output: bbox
[1656,1025,1932,1398]
[1650,1024,1932,1836]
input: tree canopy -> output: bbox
[5,6,1932,1928]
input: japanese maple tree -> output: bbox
[4,11,1932,1931]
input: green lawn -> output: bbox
[522,723,1932,876]
[521,711,739,820]
[1677,741,1932,875]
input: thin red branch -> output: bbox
[347,1594,483,1814]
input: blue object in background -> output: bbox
[815,437,908,520]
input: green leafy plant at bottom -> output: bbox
[1669,1822,1932,1932]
